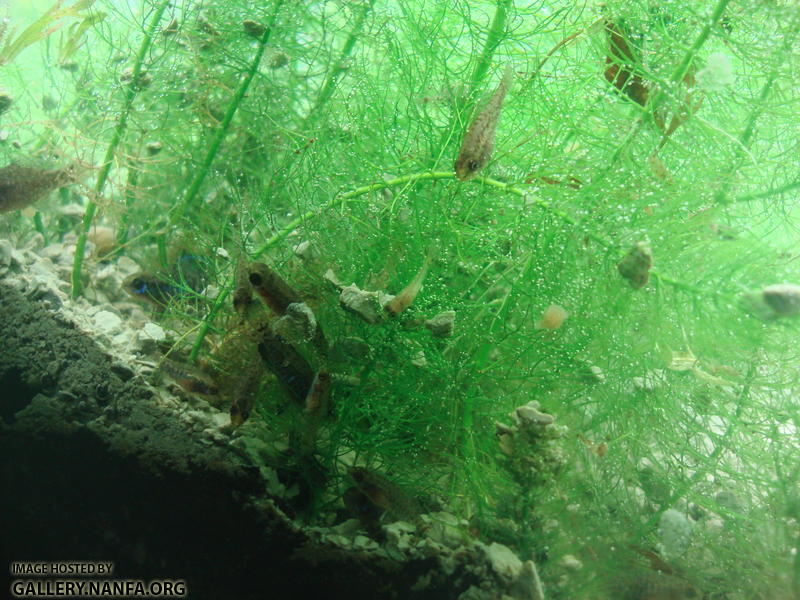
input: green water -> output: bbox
[2,0,799,597]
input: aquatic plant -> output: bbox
[3,0,800,596]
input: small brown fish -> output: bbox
[0,163,77,213]
[242,19,265,39]
[229,371,261,427]
[604,20,649,106]
[299,370,332,454]
[160,358,219,396]
[257,326,315,404]
[248,261,302,315]
[304,371,331,415]
[348,467,424,527]
[384,249,434,317]
[232,258,255,317]
[454,66,513,181]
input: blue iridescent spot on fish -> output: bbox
[123,252,209,307]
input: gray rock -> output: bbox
[339,284,391,324]
[384,521,417,560]
[272,302,316,343]
[762,283,800,317]
[425,310,455,337]
[142,323,166,341]
[423,512,467,549]
[0,238,24,269]
[484,542,522,580]
[515,402,554,426]
[658,509,693,559]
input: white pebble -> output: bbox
[94,310,122,334]
[142,322,166,341]
[658,509,693,559]
[424,310,455,337]
[339,284,390,324]
[484,542,523,580]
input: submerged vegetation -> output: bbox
[2,0,800,596]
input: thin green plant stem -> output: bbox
[263,0,374,198]
[156,234,168,270]
[714,24,797,204]
[468,0,512,97]
[33,212,48,246]
[303,0,375,124]
[255,171,450,257]
[668,0,732,86]
[733,179,800,204]
[530,17,602,80]
[188,284,231,363]
[70,0,170,299]
[452,0,512,133]
[114,159,141,250]
[170,0,285,223]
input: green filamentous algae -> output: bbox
[2,0,800,597]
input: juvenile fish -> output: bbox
[454,66,513,181]
[384,249,434,316]
[232,258,255,317]
[123,272,183,306]
[304,370,331,415]
[248,261,302,315]
[160,358,219,396]
[124,253,208,306]
[0,163,77,212]
[257,326,315,404]
[299,370,332,454]
[348,467,424,527]
[229,371,261,427]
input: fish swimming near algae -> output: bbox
[454,66,513,181]
[348,467,425,529]
[123,253,208,306]
[0,163,79,212]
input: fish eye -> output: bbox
[131,278,146,292]
[248,272,263,286]
[468,159,479,171]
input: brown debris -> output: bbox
[617,242,653,289]
[603,20,649,106]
